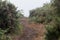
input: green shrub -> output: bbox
[0,0,23,40]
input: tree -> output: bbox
[0,0,24,40]
[29,1,60,40]
[0,0,23,35]
[29,3,54,24]
[45,0,60,40]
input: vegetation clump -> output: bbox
[29,0,60,40]
[0,0,23,40]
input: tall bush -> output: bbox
[0,0,23,40]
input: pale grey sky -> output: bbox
[9,0,50,17]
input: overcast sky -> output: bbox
[9,0,50,17]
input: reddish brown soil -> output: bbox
[13,18,46,40]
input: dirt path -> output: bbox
[12,18,45,40]
[19,18,45,40]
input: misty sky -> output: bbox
[9,0,50,17]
